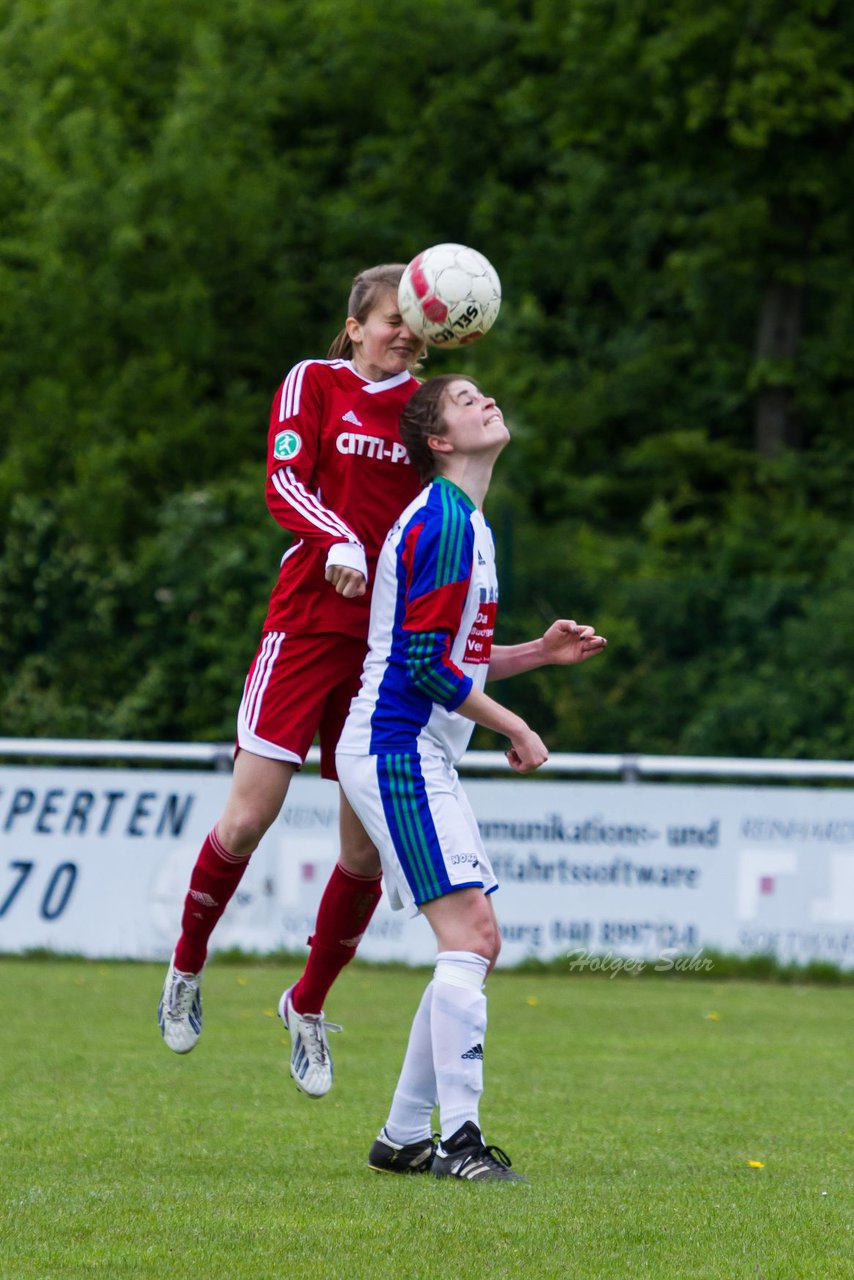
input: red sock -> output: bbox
[290,862,382,1014]
[173,826,253,973]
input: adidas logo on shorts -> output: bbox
[461,1043,484,1060]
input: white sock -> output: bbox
[384,981,437,1146]
[431,950,489,1144]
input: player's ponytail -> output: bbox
[399,374,475,482]
[327,263,407,360]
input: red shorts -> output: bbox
[236,630,368,780]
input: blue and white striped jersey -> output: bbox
[337,476,498,764]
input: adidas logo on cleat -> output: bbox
[278,987,342,1099]
[158,956,204,1054]
[367,1129,437,1175]
[461,1043,484,1060]
[431,1120,527,1183]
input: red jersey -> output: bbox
[262,358,421,638]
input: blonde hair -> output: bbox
[327,264,407,360]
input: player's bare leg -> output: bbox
[337,788,383,878]
[217,750,298,853]
[420,885,500,967]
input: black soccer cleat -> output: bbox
[368,1128,437,1175]
[431,1120,528,1182]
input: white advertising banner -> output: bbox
[1,766,852,968]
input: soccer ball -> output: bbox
[398,244,501,348]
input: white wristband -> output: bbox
[326,542,368,583]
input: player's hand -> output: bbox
[506,725,549,774]
[540,619,607,665]
[325,565,367,598]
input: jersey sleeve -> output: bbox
[265,361,366,569]
[398,502,475,711]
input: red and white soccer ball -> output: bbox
[398,243,501,348]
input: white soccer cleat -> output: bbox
[158,955,203,1054]
[278,986,342,1098]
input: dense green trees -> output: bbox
[1,0,851,756]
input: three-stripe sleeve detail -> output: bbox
[271,467,363,546]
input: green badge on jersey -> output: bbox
[273,429,302,461]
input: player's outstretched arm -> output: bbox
[454,686,548,774]
[488,619,607,682]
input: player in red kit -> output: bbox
[158,265,424,1094]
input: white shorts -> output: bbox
[336,751,498,915]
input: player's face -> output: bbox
[346,291,423,381]
[439,380,509,456]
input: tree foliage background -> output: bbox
[1,0,852,757]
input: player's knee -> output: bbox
[217,809,271,856]
[338,841,382,878]
[469,913,501,966]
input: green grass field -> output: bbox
[1,960,851,1280]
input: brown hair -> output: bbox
[327,264,407,360]
[399,374,477,482]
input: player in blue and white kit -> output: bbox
[336,374,607,1181]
